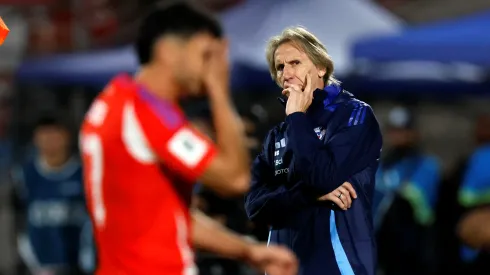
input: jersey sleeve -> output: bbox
[130,90,217,182]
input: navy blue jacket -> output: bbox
[245,85,382,275]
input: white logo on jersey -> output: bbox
[86,100,108,127]
[168,128,208,168]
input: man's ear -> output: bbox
[317,67,326,79]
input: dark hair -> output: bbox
[34,113,71,132]
[135,1,223,65]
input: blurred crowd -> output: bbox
[0,0,490,275]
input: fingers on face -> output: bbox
[290,84,301,91]
[304,73,313,94]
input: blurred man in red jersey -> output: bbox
[80,2,298,275]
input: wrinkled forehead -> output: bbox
[274,41,308,64]
[35,125,69,134]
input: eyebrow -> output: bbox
[275,57,301,65]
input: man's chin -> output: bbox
[180,84,206,99]
[283,83,305,91]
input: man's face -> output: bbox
[386,128,417,148]
[34,126,70,156]
[274,42,325,92]
[162,33,217,96]
[476,115,490,145]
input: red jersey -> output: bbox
[80,74,216,275]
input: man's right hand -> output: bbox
[204,39,230,95]
[197,38,250,197]
[318,181,357,210]
[246,244,298,275]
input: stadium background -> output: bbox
[0,0,490,274]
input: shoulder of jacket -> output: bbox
[337,98,374,118]
[342,97,372,109]
[332,98,379,130]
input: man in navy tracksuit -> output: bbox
[245,27,382,275]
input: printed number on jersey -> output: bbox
[82,134,106,228]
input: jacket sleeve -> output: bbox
[399,156,441,226]
[286,103,382,195]
[244,129,310,224]
[459,147,490,208]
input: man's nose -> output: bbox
[283,65,295,80]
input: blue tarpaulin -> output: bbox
[17,46,137,87]
[351,11,490,93]
[354,11,490,65]
[16,46,278,91]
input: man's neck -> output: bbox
[41,153,71,170]
[316,77,327,91]
[135,65,180,102]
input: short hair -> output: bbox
[265,26,339,86]
[34,113,71,131]
[136,1,223,65]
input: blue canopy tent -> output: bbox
[17,46,137,87]
[16,45,278,91]
[351,11,490,94]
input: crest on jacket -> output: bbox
[314,127,326,140]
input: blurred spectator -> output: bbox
[0,80,15,275]
[436,113,490,275]
[446,113,490,275]
[0,82,13,184]
[11,114,89,275]
[374,106,441,275]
